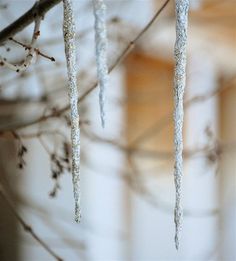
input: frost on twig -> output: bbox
[92,0,109,128]
[63,0,81,222]
[0,4,41,72]
[173,0,189,250]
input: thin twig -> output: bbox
[0,14,42,72]
[9,37,56,62]
[0,0,62,44]
[0,185,63,261]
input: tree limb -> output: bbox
[0,184,63,261]
[0,0,62,45]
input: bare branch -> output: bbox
[0,184,63,261]
[9,37,56,62]
[0,0,62,45]
[0,15,42,72]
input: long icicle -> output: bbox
[92,0,109,128]
[173,0,189,249]
[63,0,81,223]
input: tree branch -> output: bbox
[0,0,62,45]
[0,184,63,261]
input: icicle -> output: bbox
[173,0,189,249]
[62,0,81,223]
[92,0,109,128]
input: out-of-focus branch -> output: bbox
[0,0,62,45]
[85,149,219,217]
[0,184,63,261]
[130,76,236,146]
[0,4,8,10]
[82,125,234,162]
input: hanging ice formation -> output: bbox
[63,0,81,223]
[173,0,190,250]
[92,0,109,128]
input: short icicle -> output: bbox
[173,0,190,249]
[92,0,109,128]
[62,0,81,223]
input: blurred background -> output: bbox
[0,0,235,260]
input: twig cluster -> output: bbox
[49,141,71,197]
[0,13,42,72]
